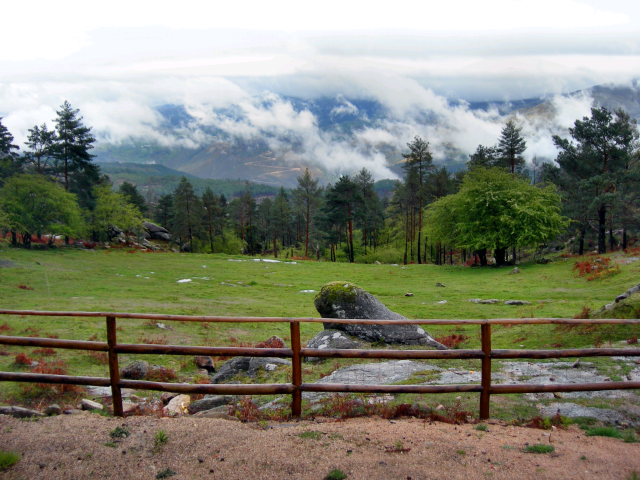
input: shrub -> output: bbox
[17,284,34,290]
[14,353,33,365]
[137,335,168,345]
[146,366,177,382]
[33,348,57,356]
[0,451,21,471]
[574,306,591,320]
[110,426,130,439]
[475,423,488,431]
[434,334,468,349]
[523,444,555,454]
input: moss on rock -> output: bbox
[314,281,359,308]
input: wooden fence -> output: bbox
[1,310,639,419]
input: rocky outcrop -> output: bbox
[210,357,292,384]
[596,283,640,317]
[195,356,215,373]
[314,281,447,349]
[305,329,360,362]
[0,406,45,418]
[188,395,235,414]
[142,221,172,241]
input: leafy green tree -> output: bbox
[25,123,56,175]
[0,118,23,185]
[292,168,322,258]
[171,177,202,252]
[552,107,638,254]
[424,167,568,266]
[52,101,100,207]
[0,174,85,247]
[402,136,433,263]
[497,119,527,175]
[118,181,147,216]
[92,185,143,243]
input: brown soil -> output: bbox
[1,413,639,480]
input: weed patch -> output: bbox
[585,427,622,439]
[325,469,347,480]
[156,469,177,479]
[0,451,21,471]
[154,430,169,446]
[523,444,555,454]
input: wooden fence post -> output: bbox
[290,321,302,417]
[106,316,123,417]
[480,324,491,420]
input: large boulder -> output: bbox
[305,329,360,362]
[210,357,292,384]
[120,360,149,380]
[314,281,447,349]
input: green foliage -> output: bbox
[325,468,347,480]
[298,430,323,440]
[91,184,144,241]
[425,167,568,256]
[0,174,85,242]
[109,426,130,439]
[0,451,21,471]
[118,181,147,216]
[156,468,177,479]
[523,444,555,454]
[474,423,488,431]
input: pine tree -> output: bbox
[25,123,56,175]
[402,136,433,264]
[0,118,22,185]
[154,194,173,229]
[171,177,201,253]
[52,101,99,204]
[292,168,322,258]
[497,119,527,175]
[202,186,222,253]
[118,181,147,216]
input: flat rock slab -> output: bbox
[539,402,629,424]
[305,330,360,362]
[0,406,45,418]
[303,360,440,401]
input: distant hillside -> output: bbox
[99,162,281,198]
[94,83,640,188]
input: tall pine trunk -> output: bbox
[597,204,606,254]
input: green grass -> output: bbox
[523,444,555,454]
[1,243,640,416]
[585,427,622,438]
[109,426,130,439]
[0,451,21,471]
[155,468,177,479]
[475,423,488,431]
[298,431,323,440]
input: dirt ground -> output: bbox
[0,413,639,480]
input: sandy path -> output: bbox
[1,414,639,480]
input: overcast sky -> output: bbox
[1,0,639,177]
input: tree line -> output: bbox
[1,102,638,264]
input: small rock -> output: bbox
[505,300,531,305]
[122,403,138,414]
[121,360,149,380]
[199,412,239,421]
[468,299,482,304]
[163,394,191,416]
[161,392,179,405]
[435,283,446,287]
[404,293,414,297]
[572,359,581,368]
[435,404,445,411]
[63,409,83,415]
[195,356,216,373]
[374,261,382,265]
[481,299,500,304]
[615,293,629,303]
[44,404,62,416]
[188,396,234,414]
[509,267,520,274]
[553,392,564,399]
[0,406,45,418]
[81,399,103,411]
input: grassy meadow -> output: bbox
[1,239,639,418]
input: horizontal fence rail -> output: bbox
[0,310,639,419]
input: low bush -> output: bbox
[523,444,555,454]
[0,451,21,471]
[585,427,622,438]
